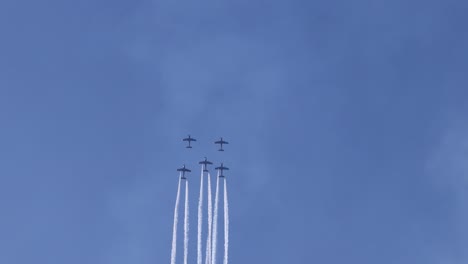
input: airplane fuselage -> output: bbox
[199,158,213,172]
[215,138,228,151]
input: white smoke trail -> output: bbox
[184,180,189,264]
[223,179,229,264]
[211,172,220,264]
[205,173,213,264]
[197,167,204,264]
[170,176,182,264]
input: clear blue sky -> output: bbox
[1,0,468,263]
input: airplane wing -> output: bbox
[183,138,189,141]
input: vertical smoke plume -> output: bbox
[223,179,229,264]
[205,173,213,264]
[197,167,204,264]
[211,172,220,264]
[184,180,189,264]
[170,176,182,264]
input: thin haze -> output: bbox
[0,0,468,263]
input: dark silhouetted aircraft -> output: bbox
[177,165,191,179]
[215,137,228,151]
[199,157,213,172]
[215,163,229,178]
[183,135,196,148]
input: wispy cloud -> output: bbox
[426,121,468,262]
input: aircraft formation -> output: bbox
[178,135,230,179]
[171,135,231,264]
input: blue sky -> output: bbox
[1,0,468,263]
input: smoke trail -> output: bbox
[184,180,189,264]
[205,173,213,264]
[197,167,204,264]
[170,176,182,264]
[211,172,220,264]
[223,179,229,264]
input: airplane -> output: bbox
[177,165,191,180]
[215,163,229,178]
[182,135,196,148]
[214,137,229,151]
[199,157,213,172]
